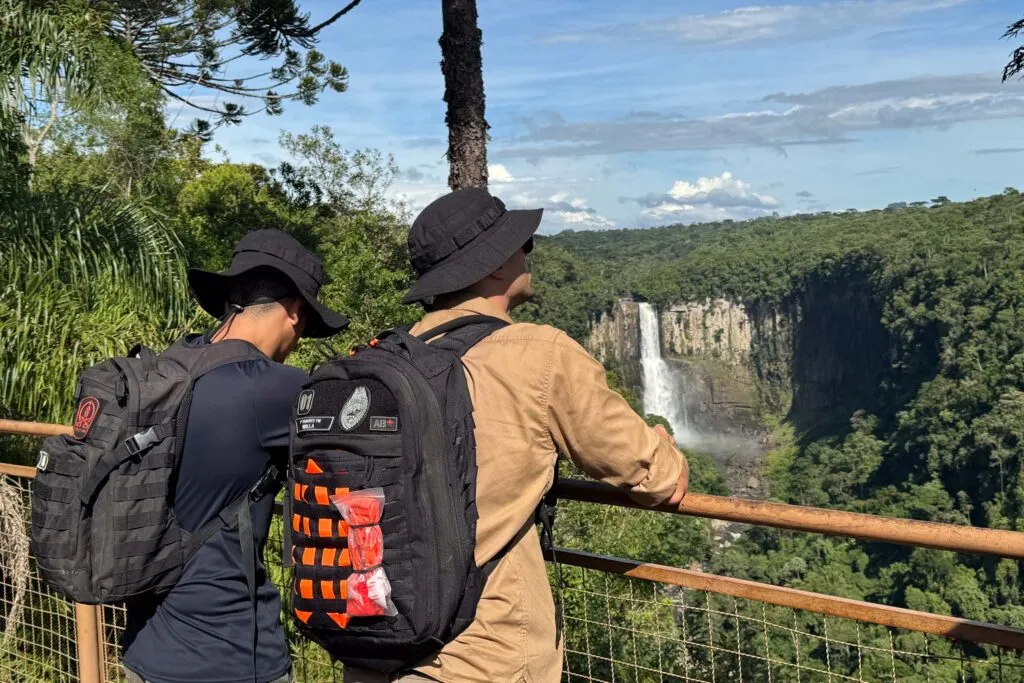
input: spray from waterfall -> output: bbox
[638,302,693,442]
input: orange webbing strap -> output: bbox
[318,518,333,538]
[319,580,348,601]
[314,486,330,505]
[292,546,350,567]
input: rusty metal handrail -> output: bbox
[554,548,1024,651]
[555,479,1024,561]
[7,418,1024,561]
[4,461,1024,655]
[6,418,1024,654]
[0,419,72,438]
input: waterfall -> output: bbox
[638,302,691,441]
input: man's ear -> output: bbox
[488,252,520,281]
[284,298,304,326]
[483,266,506,282]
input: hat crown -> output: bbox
[233,229,323,285]
[408,188,506,275]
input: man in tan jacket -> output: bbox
[345,188,688,683]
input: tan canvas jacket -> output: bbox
[409,298,685,683]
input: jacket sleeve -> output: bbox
[546,331,685,506]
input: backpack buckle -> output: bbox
[248,465,281,502]
[124,427,159,456]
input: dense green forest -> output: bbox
[5,2,1024,681]
[518,191,1024,680]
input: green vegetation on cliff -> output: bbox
[520,190,1024,680]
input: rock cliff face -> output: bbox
[661,300,751,366]
[786,273,889,430]
[587,298,767,497]
[585,281,893,496]
[587,300,642,391]
[588,282,890,431]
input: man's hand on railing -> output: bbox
[653,424,689,506]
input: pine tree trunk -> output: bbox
[440,0,488,190]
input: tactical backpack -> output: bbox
[285,314,516,673]
[31,335,280,604]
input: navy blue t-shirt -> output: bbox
[123,338,305,683]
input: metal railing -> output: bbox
[3,419,1024,682]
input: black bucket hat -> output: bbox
[403,187,543,304]
[187,229,348,338]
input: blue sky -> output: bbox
[187,0,1024,234]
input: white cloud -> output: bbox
[391,183,448,218]
[489,163,515,183]
[501,74,1024,159]
[557,208,615,229]
[545,0,969,46]
[628,172,779,223]
[506,191,616,231]
[667,172,779,209]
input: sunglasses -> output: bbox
[523,237,534,255]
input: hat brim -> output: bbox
[187,263,348,339]
[403,208,543,304]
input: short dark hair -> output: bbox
[227,267,298,310]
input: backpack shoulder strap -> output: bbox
[416,314,509,358]
[183,463,282,558]
[372,315,508,378]
[162,335,268,379]
[183,462,282,683]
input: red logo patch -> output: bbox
[73,396,100,440]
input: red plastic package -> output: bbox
[331,488,385,569]
[331,488,396,617]
[347,567,398,617]
[347,525,383,569]
[332,488,384,526]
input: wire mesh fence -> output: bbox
[0,470,1023,682]
[94,513,345,682]
[558,563,1024,683]
[0,474,78,683]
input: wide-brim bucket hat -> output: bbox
[403,187,543,304]
[187,229,348,338]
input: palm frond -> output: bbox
[0,188,193,424]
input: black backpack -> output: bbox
[285,314,513,673]
[31,335,280,604]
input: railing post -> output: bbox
[95,604,108,683]
[75,603,103,683]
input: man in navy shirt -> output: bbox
[123,231,347,683]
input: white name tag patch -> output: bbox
[296,416,334,433]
